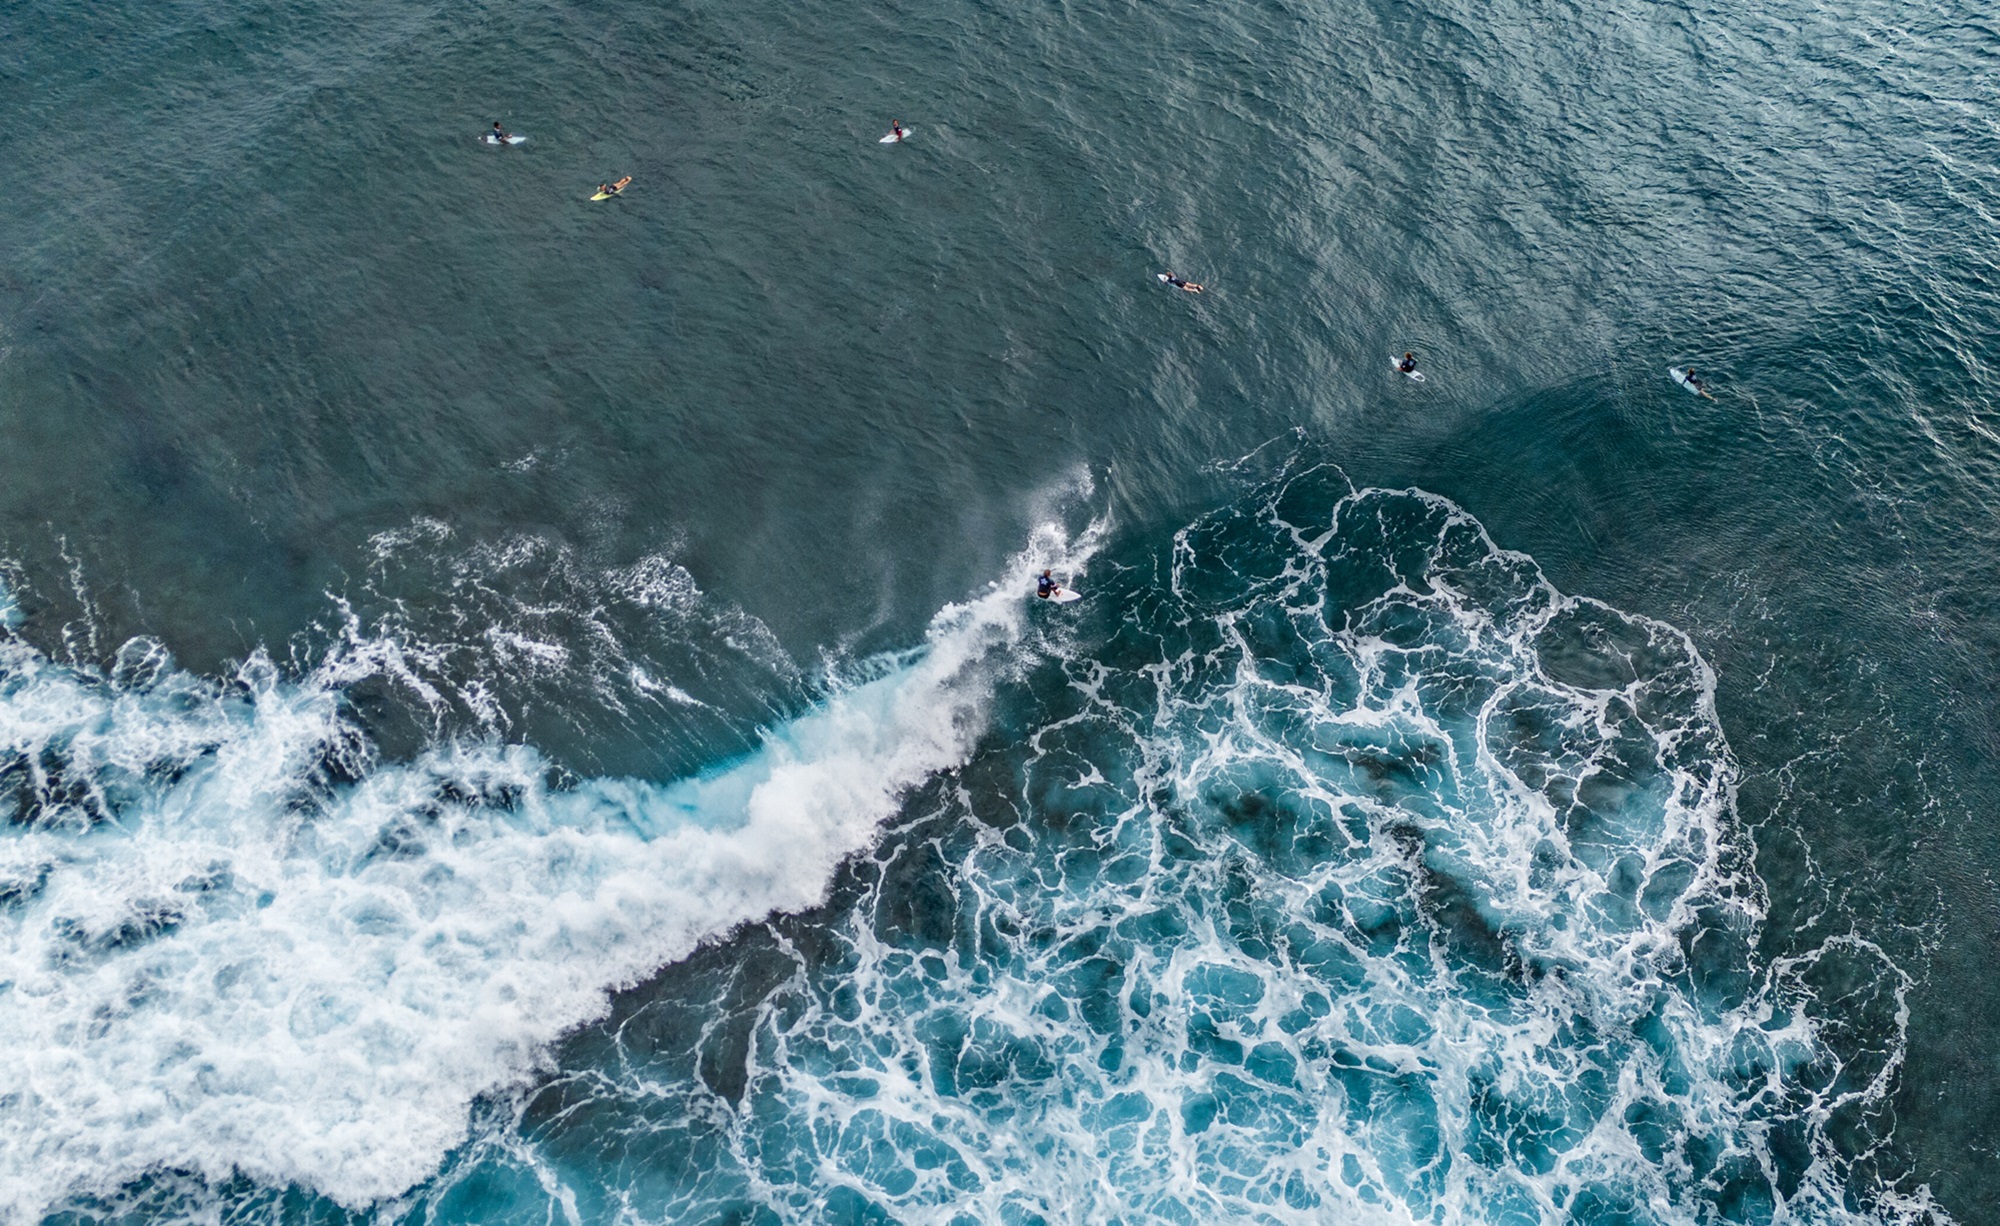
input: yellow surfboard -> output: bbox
[590,176,631,201]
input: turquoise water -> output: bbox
[2,0,1997,1220]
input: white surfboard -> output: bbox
[879,126,911,144]
[1393,354,1425,382]
[1047,587,1082,604]
[1669,366,1711,397]
[482,133,527,145]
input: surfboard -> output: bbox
[590,176,631,201]
[1669,366,1711,397]
[1393,354,1426,382]
[879,126,911,144]
[481,133,527,145]
[1047,587,1082,604]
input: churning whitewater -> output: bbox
[0,457,1932,1223]
[0,516,1094,1219]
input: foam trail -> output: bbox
[0,516,1100,1218]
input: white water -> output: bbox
[482,474,1938,1226]
[0,520,1096,1218]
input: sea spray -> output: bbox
[0,519,1101,1219]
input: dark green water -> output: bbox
[2,0,1997,1220]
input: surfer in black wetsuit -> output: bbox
[1037,570,1057,599]
[1399,352,1418,374]
[1163,274,1205,294]
[1684,368,1710,396]
[492,121,510,143]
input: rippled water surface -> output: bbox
[2,0,1998,1221]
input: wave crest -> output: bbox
[0,519,1094,1218]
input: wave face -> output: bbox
[1,462,1933,1223]
[0,528,1080,1220]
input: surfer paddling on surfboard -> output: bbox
[1669,366,1714,399]
[591,177,631,201]
[1158,273,1204,293]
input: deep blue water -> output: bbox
[3,0,1998,1221]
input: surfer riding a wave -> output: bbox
[1035,569,1081,602]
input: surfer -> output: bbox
[1684,368,1710,396]
[1398,352,1418,374]
[1162,274,1204,294]
[891,120,907,141]
[597,181,621,197]
[1037,570,1057,599]
[492,121,511,143]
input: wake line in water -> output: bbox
[0,516,1101,1218]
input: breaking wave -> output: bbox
[0,456,1939,1223]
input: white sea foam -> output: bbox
[538,468,1936,1226]
[0,516,1101,1218]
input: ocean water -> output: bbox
[2,0,1998,1221]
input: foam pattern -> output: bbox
[0,527,1085,1220]
[415,462,1937,1225]
[0,466,1940,1224]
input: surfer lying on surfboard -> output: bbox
[1158,273,1204,293]
[591,177,631,200]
